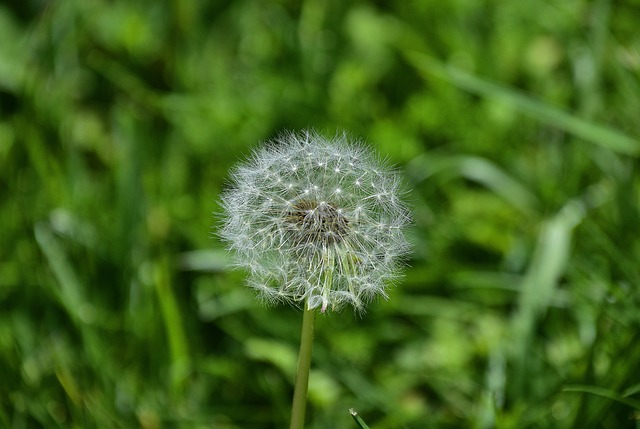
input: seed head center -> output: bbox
[286,199,350,246]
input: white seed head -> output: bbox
[219,130,411,313]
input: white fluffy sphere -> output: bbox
[219,130,411,312]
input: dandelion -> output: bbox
[219,130,411,313]
[218,130,411,429]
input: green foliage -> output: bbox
[1,0,639,428]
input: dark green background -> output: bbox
[1,0,640,428]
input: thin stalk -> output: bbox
[289,305,317,429]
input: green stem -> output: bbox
[289,305,316,429]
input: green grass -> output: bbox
[1,0,640,428]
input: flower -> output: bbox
[219,130,411,312]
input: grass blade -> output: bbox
[564,385,640,410]
[405,51,639,155]
[350,409,371,429]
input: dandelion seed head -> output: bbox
[219,130,411,313]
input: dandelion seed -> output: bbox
[219,130,411,312]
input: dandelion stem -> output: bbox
[289,305,316,429]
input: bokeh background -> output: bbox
[2,0,640,428]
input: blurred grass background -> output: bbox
[1,0,640,428]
